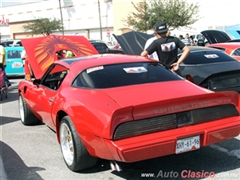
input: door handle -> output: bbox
[48,98,53,103]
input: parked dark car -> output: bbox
[89,40,124,54]
[113,32,240,94]
[0,42,6,47]
[0,41,12,47]
[178,46,240,93]
[0,40,22,47]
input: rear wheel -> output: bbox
[59,116,97,171]
[19,93,39,125]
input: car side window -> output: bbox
[72,71,95,88]
[232,48,240,56]
[41,65,68,90]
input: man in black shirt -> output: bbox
[141,22,190,74]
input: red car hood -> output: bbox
[21,34,99,79]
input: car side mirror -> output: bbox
[33,79,41,85]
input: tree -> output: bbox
[123,1,151,32]
[23,17,64,36]
[123,0,201,32]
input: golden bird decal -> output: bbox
[34,35,97,71]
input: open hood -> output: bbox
[21,34,99,79]
[113,31,154,55]
[201,30,232,44]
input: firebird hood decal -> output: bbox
[21,34,99,79]
[113,31,154,55]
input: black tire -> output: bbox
[1,89,7,99]
[18,93,40,125]
[5,90,8,99]
[59,116,98,171]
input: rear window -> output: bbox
[73,62,181,88]
[7,50,22,59]
[181,51,237,64]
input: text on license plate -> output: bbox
[176,135,200,154]
[12,62,23,68]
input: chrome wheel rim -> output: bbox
[19,96,25,123]
[60,122,74,166]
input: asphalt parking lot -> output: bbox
[0,78,240,180]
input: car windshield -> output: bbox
[197,34,204,39]
[92,43,107,53]
[182,50,237,64]
[73,62,182,88]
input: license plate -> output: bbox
[176,135,200,154]
[12,62,23,68]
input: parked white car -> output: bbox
[190,34,206,45]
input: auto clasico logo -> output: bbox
[155,170,215,178]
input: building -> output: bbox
[0,0,240,42]
[0,0,142,42]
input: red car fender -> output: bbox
[51,87,122,158]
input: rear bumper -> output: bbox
[103,117,240,162]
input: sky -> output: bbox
[0,0,43,7]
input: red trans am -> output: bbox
[18,35,240,172]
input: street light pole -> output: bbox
[98,0,103,40]
[58,0,64,35]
